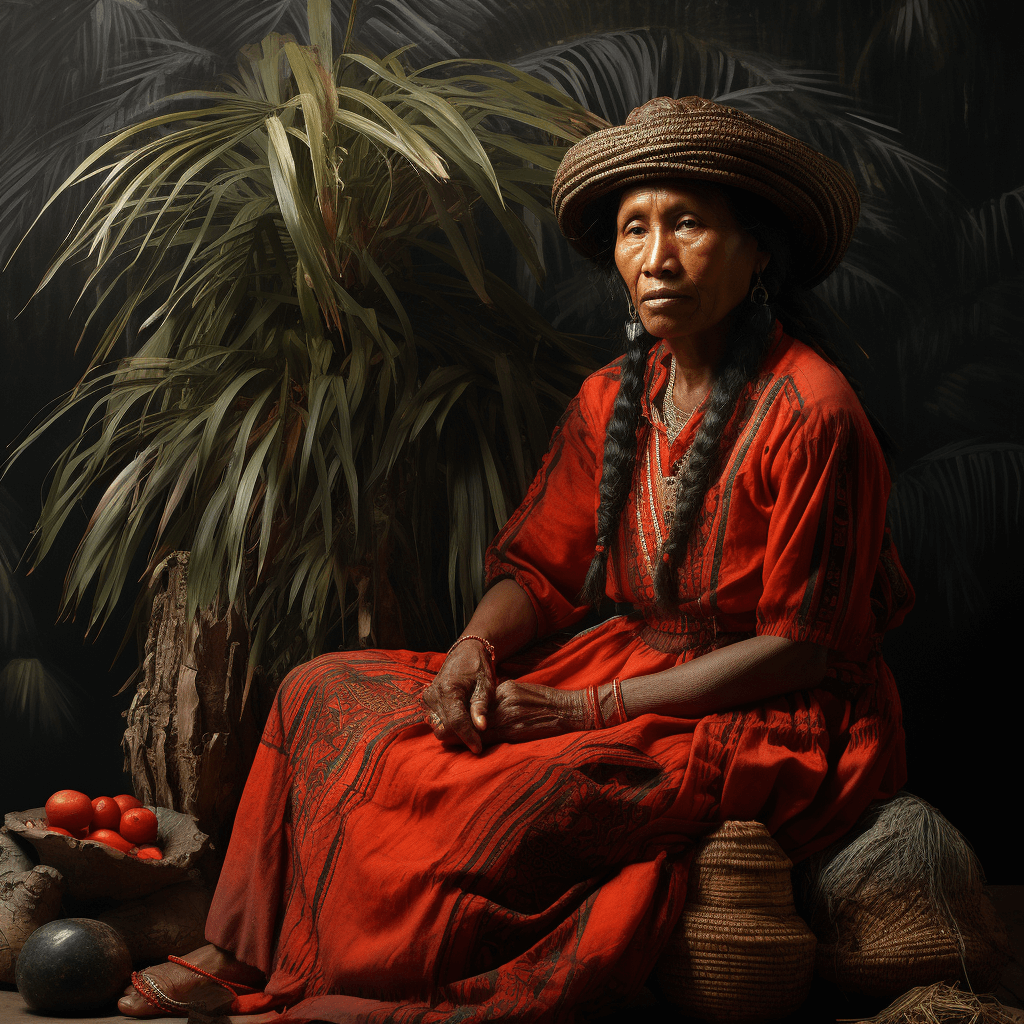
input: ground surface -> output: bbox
[2,887,1023,1023]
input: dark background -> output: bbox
[1,0,1022,880]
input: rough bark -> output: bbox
[0,831,32,880]
[0,863,66,983]
[122,553,264,856]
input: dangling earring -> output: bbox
[624,299,645,343]
[750,272,769,306]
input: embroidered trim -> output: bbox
[638,622,754,655]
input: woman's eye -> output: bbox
[678,217,699,230]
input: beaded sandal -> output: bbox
[130,954,260,1016]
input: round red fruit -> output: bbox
[119,807,158,846]
[112,794,142,814]
[84,829,134,853]
[90,796,121,832]
[135,846,163,860]
[45,790,93,833]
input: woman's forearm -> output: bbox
[602,634,828,721]
[459,578,538,664]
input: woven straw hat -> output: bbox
[552,95,860,287]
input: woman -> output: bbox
[120,95,912,1022]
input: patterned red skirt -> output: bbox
[207,616,904,1023]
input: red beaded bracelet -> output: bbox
[447,634,496,665]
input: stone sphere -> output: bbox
[16,918,132,1013]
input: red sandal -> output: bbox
[130,955,260,1017]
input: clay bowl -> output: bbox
[2,806,209,902]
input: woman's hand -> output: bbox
[422,639,495,754]
[481,680,596,745]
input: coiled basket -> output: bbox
[654,820,816,1022]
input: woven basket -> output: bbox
[814,885,1011,1000]
[655,821,816,1022]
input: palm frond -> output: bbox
[0,657,79,738]
[0,487,34,652]
[0,2,219,261]
[873,0,978,60]
[956,185,1024,284]
[888,441,1024,618]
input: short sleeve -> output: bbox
[755,405,890,655]
[484,386,604,637]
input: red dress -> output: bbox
[207,327,913,1023]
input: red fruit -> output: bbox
[47,826,73,836]
[90,796,121,832]
[119,807,158,846]
[112,794,142,814]
[84,829,134,853]
[135,846,163,860]
[45,790,93,833]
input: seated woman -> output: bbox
[120,95,913,1022]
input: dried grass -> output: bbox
[839,981,1021,1024]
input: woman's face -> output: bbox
[614,182,765,349]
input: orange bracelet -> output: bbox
[447,634,496,666]
[586,684,605,729]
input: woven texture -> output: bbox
[655,821,816,1022]
[552,95,860,286]
[813,885,1011,999]
[798,793,1013,1000]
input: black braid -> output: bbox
[579,324,656,604]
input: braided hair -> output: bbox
[579,182,853,608]
[579,321,655,604]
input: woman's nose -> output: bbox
[642,226,679,277]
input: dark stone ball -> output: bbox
[16,918,132,1013]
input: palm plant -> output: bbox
[4,0,1020,685]
[9,0,604,687]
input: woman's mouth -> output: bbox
[642,293,689,308]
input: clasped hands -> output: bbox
[421,639,594,754]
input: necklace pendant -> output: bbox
[663,474,678,521]
[662,458,687,522]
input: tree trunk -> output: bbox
[122,553,265,858]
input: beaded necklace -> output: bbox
[662,357,696,446]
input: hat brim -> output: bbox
[552,103,860,287]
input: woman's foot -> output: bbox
[118,944,264,1018]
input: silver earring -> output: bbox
[750,272,769,306]
[624,299,645,343]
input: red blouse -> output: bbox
[487,325,913,666]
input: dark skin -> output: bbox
[424,182,826,751]
[117,181,825,1016]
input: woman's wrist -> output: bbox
[593,679,630,728]
[448,634,496,666]
[456,579,538,665]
